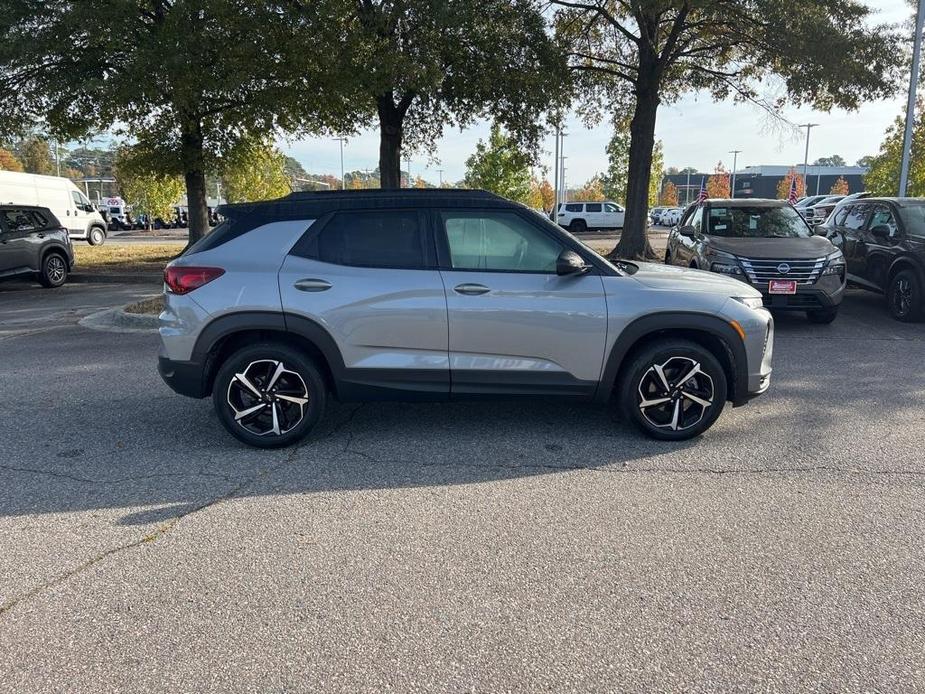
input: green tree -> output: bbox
[220,139,291,203]
[328,0,569,188]
[865,106,925,197]
[0,1,355,243]
[0,148,24,172]
[574,175,606,201]
[17,137,54,175]
[554,0,901,259]
[648,140,664,207]
[463,124,533,203]
[114,147,185,229]
[813,155,847,167]
[603,118,663,206]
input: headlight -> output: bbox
[821,249,845,276]
[711,261,744,276]
[733,296,764,310]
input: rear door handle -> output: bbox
[454,283,490,296]
[294,278,332,292]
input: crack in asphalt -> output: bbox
[0,441,308,619]
[0,464,237,485]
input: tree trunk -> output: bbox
[180,120,210,244]
[612,81,660,260]
[377,94,404,189]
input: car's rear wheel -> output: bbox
[664,250,671,265]
[212,343,326,448]
[38,252,68,288]
[887,269,924,322]
[807,307,838,324]
[88,227,106,246]
[619,339,727,441]
[569,219,587,233]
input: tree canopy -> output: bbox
[553,0,902,258]
[463,124,534,204]
[114,147,185,227]
[220,139,291,203]
[865,105,925,197]
[813,155,847,167]
[0,0,355,241]
[324,0,569,188]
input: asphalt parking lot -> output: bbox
[0,277,923,692]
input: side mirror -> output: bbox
[678,225,695,238]
[556,249,591,276]
[870,224,891,239]
[813,224,829,236]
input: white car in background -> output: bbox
[658,207,683,226]
[556,200,625,232]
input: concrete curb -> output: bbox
[79,304,160,333]
[70,273,162,285]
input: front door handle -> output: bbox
[294,278,332,292]
[454,283,490,296]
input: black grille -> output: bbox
[761,294,824,310]
[740,257,826,286]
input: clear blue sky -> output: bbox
[281,0,913,187]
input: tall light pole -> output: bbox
[728,150,741,198]
[437,169,444,187]
[685,169,691,205]
[900,0,925,196]
[559,130,568,205]
[332,137,347,189]
[553,126,561,219]
[800,124,818,198]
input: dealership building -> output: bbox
[665,165,869,205]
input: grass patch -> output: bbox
[124,295,164,315]
[74,244,181,274]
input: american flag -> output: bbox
[696,177,707,205]
[787,176,798,205]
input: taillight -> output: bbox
[164,266,225,295]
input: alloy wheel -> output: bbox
[891,277,913,318]
[226,359,309,437]
[47,256,66,284]
[637,356,715,432]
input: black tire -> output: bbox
[618,339,727,441]
[87,227,106,246]
[887,269,925,322]
[807,307,838,324]
[212,342,327,448]
[569,219,587,233]
[38,252,68,288]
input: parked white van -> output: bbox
[556,200,625,232]
[0,171,108,245]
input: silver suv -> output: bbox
[158,190,774,448]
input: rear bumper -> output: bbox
[158,355,209,399]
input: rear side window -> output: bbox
[585,203,602,212]
[844,204,870,230]
[316,210,426,269]
[565,204,583,213]
[1,209,41,232]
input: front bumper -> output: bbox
[757,275,845,311]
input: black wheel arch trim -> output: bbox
[596,312,749,405]
[888,256,925,283]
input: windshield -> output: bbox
[706,205,812,238]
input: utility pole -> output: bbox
[900,0,925,195]
[800,124,818,198]
[406,155,411,188]
[437,169,444,187]
[54,140,61,177]
[728,150,741,198]
[332,137,347,189]
[553,126,561,219]
[559,130,568,204]
[685,169,691,205]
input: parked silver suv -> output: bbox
[158,190,774,448]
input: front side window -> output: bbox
[706,205,811,238]
[565,203,582,213]
[442,211,563,273]
[604,203,620,213]
[585,203,602,213]
[844,204,871,231]
[317,210,426,269]
[689,206,704,233]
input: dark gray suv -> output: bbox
[0,205,74,287]
[666,199,846,323]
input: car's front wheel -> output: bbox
[212,343,327,448]
[888,269,924,322]
[619,339,727,441]
[569,219,587,233]
[88,226,106,246]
